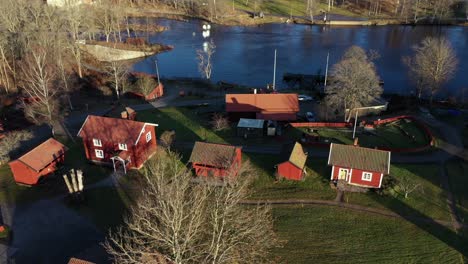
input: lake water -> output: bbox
[132,19,468,97]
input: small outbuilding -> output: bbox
[237,118,265,138]
[276,142,307,181]
[189,142,242,178]
[9,138,67,185]
[328,142,391,188]
[121,107,137,120]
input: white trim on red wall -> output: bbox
[378,173,384,188]
[331,166,335,180]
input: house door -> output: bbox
[338,168,348,180]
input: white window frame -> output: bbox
[95,149,104,158]
[362,172,373,182]
[118,143,127,151]
[146,131,152,143]
[93,138,102,147]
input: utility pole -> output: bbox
[328,0,331,12]
[324,52,330,89]
[352,109,358,139]
[154,59,160,84]
[272,49,277,90]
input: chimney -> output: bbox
[254,89,257,94]
[353,138,359,146]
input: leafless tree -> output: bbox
[0,130,33,164]
[404,37,458,103]
[160,130,176,149]
[106,61,129,100]
[104,150,278,264]
[64,5,87,78]
[135,75,158,96]
[197,40,216,79]
[211,113,230,131]
[325,46,382,121]
[307,0,318,22]
[396,175,422,199]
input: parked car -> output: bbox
[298,95,313,102]
[306,112,316,122]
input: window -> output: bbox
[146,131,152,143]
[93,138,102,147]
[338,168,348,180]
[118,143,127,151]
[362,172,372,181]
[95,149,104,158]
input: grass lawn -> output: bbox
[295,119,430,149]
[446,160,468,224]
[273,206,466,263]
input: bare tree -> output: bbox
[135,75,158,96]
[197,40,216,80]
[404,37,458,103]
[0,130,33,164]
[160,130,176,149]
[106,61,129,100]
[64,5,87,78]
[104,150,278,264]
[325,46,382,121]
[307,0,318,22]
[211,113,230,131]
[396,175,422,199]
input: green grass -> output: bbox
[273,206,466,263]
[446,160,468,224]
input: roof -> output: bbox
[189,142,239,168]
[237,118,265,129]
[77,115,157,146]
[68,258,95,264]
[328,143,391,174]
[16,138,67,172]
[226,94,299,113]
[288,142,307,169]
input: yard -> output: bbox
[294,119,430,150]
[273,206,466,263]
[446,160,468,225]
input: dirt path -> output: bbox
[241,199,463,228]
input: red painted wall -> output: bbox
[193,148,242,178]
[81,126,157,169]
[277,162,303,181]
[9,155,65,185]
[331,165,383,188]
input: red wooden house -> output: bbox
[276,142,307,181]
[225,93,299,121]
[9,138,67,185]
[189,142,242,178]
[77,115,158,173]
[328,143,391,188]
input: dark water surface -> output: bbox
[133,19,468,96]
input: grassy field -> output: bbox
[446,160,468,224]
[295,119,430,149]
[273,206,466,263]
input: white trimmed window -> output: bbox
[93,138,102,147]
[146,131,152,143]
[95,149,104,158]
[118,143,127,151]
[362,172,372,181]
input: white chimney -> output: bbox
[254,89,257,94]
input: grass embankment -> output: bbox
[446,160,468,224]
[274,206,466,263]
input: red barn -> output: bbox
[225,93,299,121]
[328,143,391,188]
[9,138,67,185]
[77,115,158,173]
[276,142,307,181]
[189,142,242,178]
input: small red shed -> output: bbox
[144,83,164,101]
[276,142,307,181]
[328,143,391,188]
[8,138,67,185]
[189,142,242,178]
[77,115,158,173]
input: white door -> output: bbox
[338,168,348,180]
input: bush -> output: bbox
[0,225,10,239]
[0,130,33,164]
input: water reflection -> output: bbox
[132,19,468,96]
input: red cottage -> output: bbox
[77,115,158,173]
[225,93,299,121]
[9,138,67,185]
[189,142,242,178]
[276,142,307,181]
[328,143,391,188]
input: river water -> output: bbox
[132,18,468,97]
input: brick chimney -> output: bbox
[353,137,359,146]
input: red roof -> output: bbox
[225,94,299,113]
[17,138,67,172]
[77,115,157,146]
[328,143,391,174]
[189,142,240,168]
[68,258,95,264]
